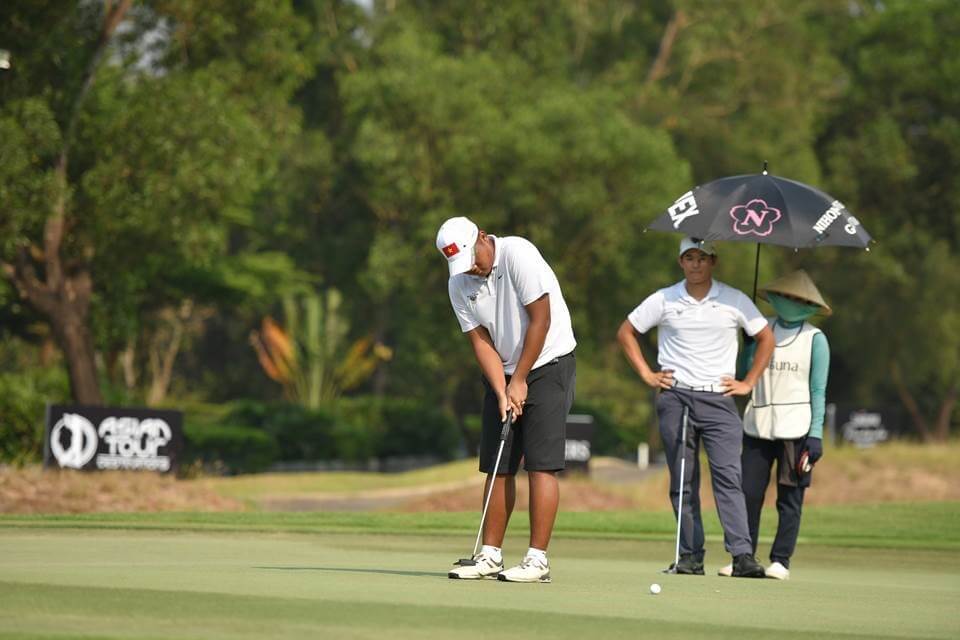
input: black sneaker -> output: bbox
[732,553,765,578]
[666,553,704,575]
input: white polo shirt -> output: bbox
[448,236,576,374]
[628,279,767,387]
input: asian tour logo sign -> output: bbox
[45,405,183,473]
[49,413,98,469]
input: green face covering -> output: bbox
[768,292,819,322]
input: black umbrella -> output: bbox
[647,164,873,297]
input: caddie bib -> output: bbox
[744,319,821,440]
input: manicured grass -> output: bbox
[2,502,958,549]
[1,513,959,640]
[199,458,478,498]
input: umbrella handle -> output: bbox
[752,243,761,302]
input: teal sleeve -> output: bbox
[808,332,830,438]
[737,338,757,380]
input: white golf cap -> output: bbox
[436,217,479,276]
[679,236,717,257]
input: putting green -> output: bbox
[1,507,958,639]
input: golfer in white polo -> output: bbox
[617,237,775,577]
[437,217,576,583]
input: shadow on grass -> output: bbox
[254,566,446,578]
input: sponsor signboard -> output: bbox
[826,403,903,448]
[44,405,184,473]
[564,414,595,473]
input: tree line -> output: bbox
[1,0,956,462]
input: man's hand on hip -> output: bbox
[720,376,753,397]
[642,369,674,390]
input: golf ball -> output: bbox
[649,583,661,595]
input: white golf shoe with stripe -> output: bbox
[448,552,503,580]
[498,555,551,583]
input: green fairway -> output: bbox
[202,459,479,499]
[2,504,958,639]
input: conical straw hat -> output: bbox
[759,269,832,316]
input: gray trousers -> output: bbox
[656,388,753,558]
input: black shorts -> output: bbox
[479,352,576,474]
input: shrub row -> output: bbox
[0,368,70,465]
[182,396,461,474]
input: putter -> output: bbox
[453,409,514,567]
[664,405,689,574]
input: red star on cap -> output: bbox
[441,243,460,258]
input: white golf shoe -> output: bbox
[717,563,733,577]
[765,562,790,580]
[448,552,503,580]
[498,555,551,583]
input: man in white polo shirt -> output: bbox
[437,216,576,584]
[617,237,774,578]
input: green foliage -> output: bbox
[205,396,460,467]
[77,65,295,350]
[182,422,280,475]
[0,366,70,464]
[224,400,338,462]
[146,0,311,96]
[570,402,641,459]
[805,0,960,435]
[250,289,392,406]
[337,17,691,422]
[1,0,956,457]
[330,396,461,462]
[0,99,61,256]
[0,0,315,406]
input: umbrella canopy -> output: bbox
[647,169,872,249]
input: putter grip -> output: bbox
[499,410,513,440]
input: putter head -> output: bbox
[453,557,477,567]
[661,564,679,574]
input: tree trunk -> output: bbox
[146,302,192,406]
[49,312,103,405]
[2,240,103,405]
[121,338,137,389]
[890,361,931,442]
[645,10,688,86]
[934,382,958,442]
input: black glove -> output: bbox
[805,436,823,464]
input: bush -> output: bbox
[0,367,70,465]
[224,400,338,461]
[332,396,461,462]
[571,402,646,458]
[182,422,279,474]
[182,396,461,469]
[378,397,461,459]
